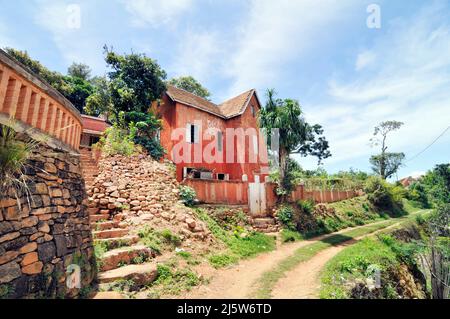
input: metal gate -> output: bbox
[248,176,266,216]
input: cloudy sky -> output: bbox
[1,0,449,178]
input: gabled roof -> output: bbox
[165,85,259,119]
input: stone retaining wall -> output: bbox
[0,131,95,299]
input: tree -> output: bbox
[104,46,167,118]
[103,47,167,159]
[68,62,92,80]
[84,76,112,117]
[369,120,405,179]
[64,76,94,113]
[259,89,331,196]
[421,164,450,206]
[168,76,211,99]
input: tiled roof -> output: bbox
[219,89,254,118]
[166,85,256,119]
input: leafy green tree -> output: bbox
[104,46,167,117]
[259,89,331,196]
[422,164,450,206]
[369,120,405,179]
[103,47,167,159]
[84,76,112,117]
[168,76,211,99]
[64,76,94,113]
[68,62,92,80]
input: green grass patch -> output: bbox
[137,227,182,254]
[146,263,203,298]
[320,237,398,299]
[250,211,427,299]
[195,208,276,268]
[280,229,305,243]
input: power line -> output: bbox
[405,125,450,163]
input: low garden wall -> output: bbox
[183,179,249,205]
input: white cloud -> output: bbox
[33,0,104,73]
[224,0,357,96]
[310,2,450,168]
[121,0,192,28]
[355,50,376,71]
[169,30,222,83]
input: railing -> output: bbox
[0,50,82,150]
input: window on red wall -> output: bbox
[251,105,255,117]
[217,131,223,152]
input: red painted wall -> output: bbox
[156,93,269,183]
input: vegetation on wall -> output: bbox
[0,121,38,208]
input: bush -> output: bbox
[96,124,139,156]
[276,205,296,230]
[179,186,197,206]
[364,177,404,213]
[297,199,315,215]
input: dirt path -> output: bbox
[177,219,398,299]
[270,220,407,299]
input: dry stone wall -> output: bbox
[0,133,95,299]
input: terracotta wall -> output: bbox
[183,179,248,205]
[0,51,82,150]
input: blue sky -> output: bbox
[1,0,449,178]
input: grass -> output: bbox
[319,237,399,299]
[250,210,427,299]
[137,226,182,254]
[145,263,203,298]
[195,208,276,268]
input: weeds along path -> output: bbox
[267,210,428,299]
[177,215,421,299]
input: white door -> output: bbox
[248,176,266,216]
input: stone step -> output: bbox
[98,262,158,286]
[90,214,110,223]
[95,235,140,250]
[93,228,129,239]
[100,245,155,271]
[91,221,120,231]
[252,218,276,226]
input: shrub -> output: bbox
[179,186,197,206]
[0,121,38,207]
[364,176,404,213]
[96,124,139,156]
[276,205,296,230]
[281,229,304,242]
[297,199,315,215]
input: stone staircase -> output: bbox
[80,148,99,189]
[80,149,160,296]
[89,214,159,293]
[250,217,280,233]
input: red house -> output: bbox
[154,85,269,183]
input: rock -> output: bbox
[38,223,50,233]
[50,188,63,197]
[0,232,20,244]
[186,218,196,229]
[44,162,57,174]
[0,261,21,284]
[0,251,19,265]
[38,242,56,263]
[19,242,38,254]
[22,261,43,275]
[21,216,39,228]
[21,252,38,266]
